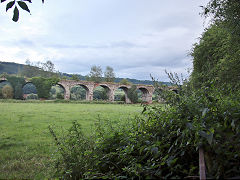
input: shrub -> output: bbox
[56,93,64,99]
[26,93,38,100]
[49,77,240,179]
[2,85,14,99]
[127,85,138,103]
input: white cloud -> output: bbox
[0,0,209,81]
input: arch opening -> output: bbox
[70,84,88,100]
[115,86,129,103]
[93,85,110,101]
[137,87,149,103]
[50,84,65,100]
[22,82,38,100]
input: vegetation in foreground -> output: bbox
[48,0,240,179]
[0,103,142,179]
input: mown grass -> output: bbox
[0,102,143,179]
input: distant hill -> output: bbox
[0,61,170,86]
[0,61,24,75]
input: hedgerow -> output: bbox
[49,78,240,179]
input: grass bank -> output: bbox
[0,102,143,179]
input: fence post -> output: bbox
[199,146,206,180]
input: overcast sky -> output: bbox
[0,0,209,81]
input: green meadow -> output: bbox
[0,102,143,179]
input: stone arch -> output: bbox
[0,79,7,84]
[117,86,131,103]
[70,84,90,100]
[171,89,178,94]
[93,84,111,101]
[137,86,152,103]
[53,83,66,99]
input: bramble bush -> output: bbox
[49,76,240,179]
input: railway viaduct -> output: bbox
[0,77,155,103]
[58,80,154,103]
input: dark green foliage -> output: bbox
[14,83,23,99]
[127,85,138,103]
[70,86,86,100]
[31,77,59,99]
[93,87,108,100]
[119,78,132,85]
[191,24,240,90]
[26,93,38,100]
[49,122,96,179]
[0,62,23,75]
[2,0,43,22]
[22,83,37,94]
[70,74,80,81]
[56,93,64,99]
[50,80,240,179]
[203,0,240,35]
[6,75,25,99]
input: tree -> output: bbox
[22,60,57,78]
[31,77,59,99]
[6,75,25,99]
[71,74,80,81]
[127,85,138,103]
[120,78,132,85]
[1,0,45,22]
[14,83,23,99]
[191,20,240,90]
[104,66,115,82]
[42,60,55,73]
[2,85,14,99]
[203,0,240,35]
[87,65,102,83]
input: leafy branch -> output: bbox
[0,0,44,22]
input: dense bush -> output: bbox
[26,93,38,100]
[31,77,59,99]
[49,78,240,179]
[56,93,64,99]
[6,75,25,99]
[127,85,138,103]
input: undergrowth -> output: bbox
[49,76,240,179]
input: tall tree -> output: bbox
[104,66,115,82]
[203,0,240,35]
[191,0,240,90]
[87,65,102,83]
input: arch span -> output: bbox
[93,84,111,101]
[70,84,90,100]
[117,86,131,103]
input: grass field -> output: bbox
[0,102,143,179]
